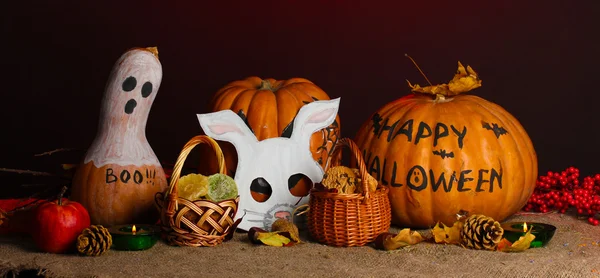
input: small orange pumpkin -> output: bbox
[198,76,341,202]
[354,62,537,228]
[71,47,168,226]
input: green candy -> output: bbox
[207,174,238,202]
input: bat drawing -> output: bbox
[432,149,454,159]
[371,113,383,135]
[481,121,508,138]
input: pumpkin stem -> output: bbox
[405,54,433,86]
[258,80,275,91]
[145,47,159,59]
[57,186,68,206]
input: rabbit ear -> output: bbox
[197,110,258,147]
[290,98,340,143]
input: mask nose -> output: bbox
[250,177,272,202]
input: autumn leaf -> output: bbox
[271,218,301,243]
[498,229,536,252]
[432,221,463,245]
[495,238,513,251]
[248,226,297,247]
[408,61,482,97]
[375,229,425,251]
[256,231,291,247]
[447,62,481,94]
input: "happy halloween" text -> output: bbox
[372,114,467,148]
[364,152,503,193]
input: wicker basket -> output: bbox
[307,138,391,247]
[155,135,239,247]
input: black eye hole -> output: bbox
[250,177,272,203]
[141,81,153,98]
[122,76,137,92]
[288,173,313,197]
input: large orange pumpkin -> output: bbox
[71,47,168,226]
[354,62,537,228]
[198,76,341,201]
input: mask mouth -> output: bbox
[243,209,270,219]
[243,208,296,230]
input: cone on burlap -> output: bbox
[460,214,504,250]
[76,225,112,256]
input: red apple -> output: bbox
[32,197,90,253]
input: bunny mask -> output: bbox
[197,98,340,231]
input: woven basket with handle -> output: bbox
[307,137,391,247]
[155,135,239,247]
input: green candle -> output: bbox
[501,222,556,248]
[109,224,160,251]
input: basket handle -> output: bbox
[324,138,370,199]
[165,135,227,199]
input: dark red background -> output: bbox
[1,1,599,197]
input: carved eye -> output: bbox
[288,173,313,197]
[250,177,272,202]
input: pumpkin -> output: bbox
[198,76,341,202]
[354,62,537,228]
[71,47,168,226]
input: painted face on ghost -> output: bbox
[102,48,162,119]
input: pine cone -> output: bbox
[461,214,504,250]
[76,225,112,256]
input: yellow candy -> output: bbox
[178,173,209,201]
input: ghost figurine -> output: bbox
[198,98,340,231]
[71,47,168,226]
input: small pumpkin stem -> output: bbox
[145,47,159,59]
[258,80,275,91]
[57,186,68,206]
[405,54,433,86]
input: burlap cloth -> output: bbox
[1,212,599,278]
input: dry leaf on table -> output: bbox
[256,231,292,247]
[497,229,536,252]
[375,228,425,251]
[271,218,300,243]
[496,238,513,251]
[432,221,463,245]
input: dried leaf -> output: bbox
[248,227,268,244]
[447,62,481,94]
[375,229,425,251]
[495,238,513,252]
[271,218,300,243]
[408,61,482,97]
[256,231,291,247]
[499,229,536,252]
[432,221,463,245]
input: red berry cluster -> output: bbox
[523,166,600,226]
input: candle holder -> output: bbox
[109,224,160,251]
[501,222,556,248]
